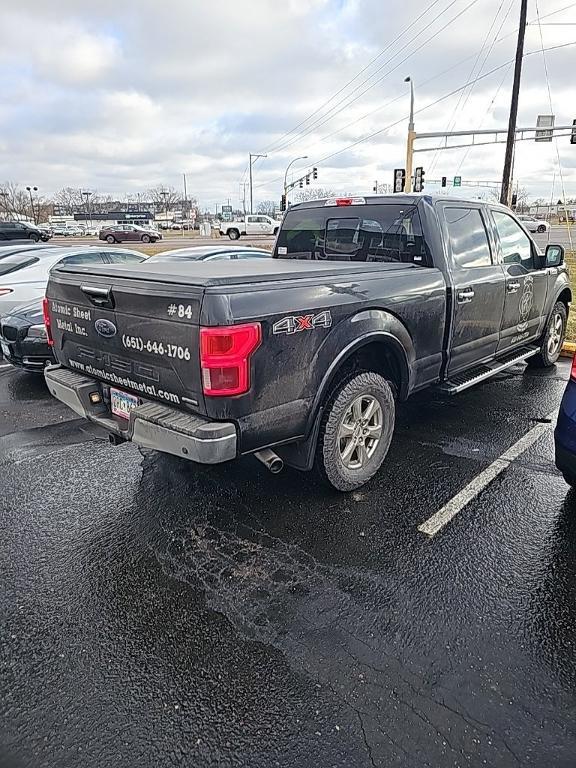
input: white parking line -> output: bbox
[418,414,556,537]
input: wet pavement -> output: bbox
[1,360,576,767]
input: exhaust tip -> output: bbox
[254,448,284,474]
[268,458,283,474]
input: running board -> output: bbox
[438,345,539,395]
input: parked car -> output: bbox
[148,245,272,263]
[555,354,576,486]
[43,194,569,491]
[99,224,161,244]
[51,224,85,237]
[219,215,280,240]
[0,243,57,258]
[0,221,51,242]
[37,223,54,238]
[0,246,145,318]
[0,299,54,371]
[517,216,549,234]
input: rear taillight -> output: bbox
[0,288,13,297]
[42,297,54,347]
[571,353,576,381]
[200,323,261,396]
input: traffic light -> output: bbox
[413,167,425,192]
[441,176,447,188]
[393,168,406,193]
[299,179,303,188]
[511,192,518,208]
[306,174,310,185]
[571,119,576,145]
[373,180,378,193]
[280,194,286,212]
[312,167,318,180]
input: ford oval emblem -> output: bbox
[95,319,117,338]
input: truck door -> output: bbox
[246,216,260,235]
[490,209,549,352]
[443,204,506,375]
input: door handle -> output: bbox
[457,288,475,304]
[80,284,115,309]
[507,281,521,293]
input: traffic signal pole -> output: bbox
[404,77,415,193]
[500,0,527,206]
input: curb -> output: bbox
[560,342,576,358]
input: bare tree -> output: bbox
[256,200,276,215]
[0,181,30,219]
[294,187,340,203]
[147,185,180,209]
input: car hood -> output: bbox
[2,298,44,324]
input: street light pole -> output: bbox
[283,155,308,205]
[81,191,93,230]
[404,77,415,193]
[26,186,39,224]
[249,153,267,215]
[500,0,528,206]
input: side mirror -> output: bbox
[546,244,564,268]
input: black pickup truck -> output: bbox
[43,194,570,490]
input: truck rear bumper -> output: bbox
[44,364,237,464]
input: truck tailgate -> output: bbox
[46,266,206,414]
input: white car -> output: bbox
[219,215,280,240]
[0,246,144,317]
[52,224,85,237]
[517,216,549,234]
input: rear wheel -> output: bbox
[315,372,395,491]
[528,301,567,368]
[106,234,115,244]
[141,234,151,243]
[228,229,240,240]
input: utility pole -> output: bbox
[404,77,415,193]
[500,0,528,206]
[249,153,267,215]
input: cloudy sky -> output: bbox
[1,0,575,209]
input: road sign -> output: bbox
[535,114,555,142]
[453,176,462,187]
[222,205,232,213]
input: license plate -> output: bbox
[110,388,139,419]
[1,341,10,357]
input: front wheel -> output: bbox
[228,229,240,240]
[528,301,567,368]
[29,233,39,242]
[106,234,116,244]
[315,372,395,491]
[141,234,151,243]
[537,224,547,233]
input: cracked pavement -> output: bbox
[1,359,576,767]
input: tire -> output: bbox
[273,227,279,236]
[228,229,240,240]
[537,225,546,233]
[141,234,151,243]
[106,234,116,244]
[29,233,39,242]
[315,372,395,491]
[528,301,567,368]
[562,472,576,487]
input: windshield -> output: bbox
[274,203,428,264]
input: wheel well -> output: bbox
[325,340,407,402]
[557,287,572,314]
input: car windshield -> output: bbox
[0,254,40,276]
[275,203,427,264]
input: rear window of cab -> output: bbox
[274,203,429,265]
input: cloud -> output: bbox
[0,0,574,207]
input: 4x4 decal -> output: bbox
[272,311,332,335]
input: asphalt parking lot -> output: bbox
[1,357,576,768]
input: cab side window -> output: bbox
[492,211,534,269]
[445,207,492,268]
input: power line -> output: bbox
[535,0,573,249]
[253,41,576,191]
[258,0,446,155]
[264,0,479,157]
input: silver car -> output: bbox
[517,215,550,234]
[0,246,145,317]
